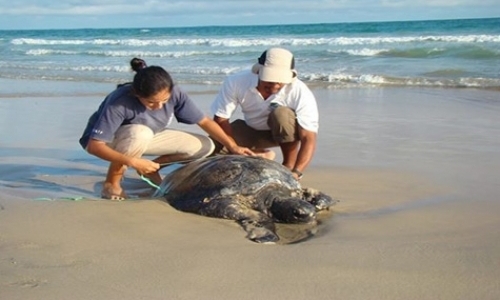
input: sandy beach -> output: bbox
[1,81,499,299]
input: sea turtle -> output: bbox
[153,155,338,243]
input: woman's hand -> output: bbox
[227,145,256,156]
[129,157,160,175]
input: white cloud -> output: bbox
[381,0,499,7]
[0,0,498,29]
[3,0,482,15]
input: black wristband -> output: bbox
[292,169,303,179]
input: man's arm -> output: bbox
[213,115,233,137]
[293,127,317,176]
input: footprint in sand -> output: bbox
[8,278,48,288]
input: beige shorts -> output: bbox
[213,106,298,154]
[108,124,215,159]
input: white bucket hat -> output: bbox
[251,48,298,84]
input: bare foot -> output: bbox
[101,182,127,200]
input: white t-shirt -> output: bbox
[211,70,319,133]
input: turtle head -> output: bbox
[269,198,316,224]
[302,188,339,211]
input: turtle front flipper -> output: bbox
[238,217,278,244]
[200,197,279,244]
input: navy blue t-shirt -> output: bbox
[79,84,205,149]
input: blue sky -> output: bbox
[1,0,499,30]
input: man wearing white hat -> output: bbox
[211,47,319,180]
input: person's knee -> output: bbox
[110,124,154,156]
[270,106,294,122]
[268,106,298,143]
[186,135,215,159]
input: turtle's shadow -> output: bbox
[275,211,336,244]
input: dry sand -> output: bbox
[1,83,499,299]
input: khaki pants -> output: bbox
[109,124,215,159]
[214,106,298,154]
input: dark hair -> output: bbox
[130,57,147,72]
[117,58,153,89]
[130,58,174,98]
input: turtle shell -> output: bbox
[155,155,301,211]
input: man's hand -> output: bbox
[291,168,303,181]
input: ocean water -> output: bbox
[1,17,499,90]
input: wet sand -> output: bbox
[1,81,499,299]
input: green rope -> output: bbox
[140,174,161,190]
[33,196,85,201]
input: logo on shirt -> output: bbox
[269,102,280,110]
